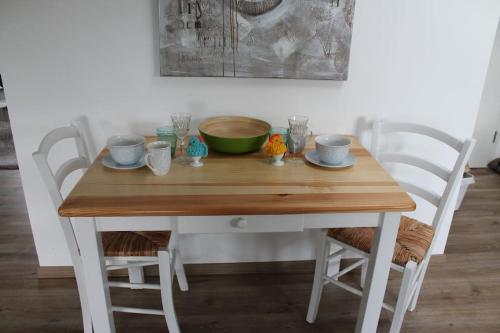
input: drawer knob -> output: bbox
[230,217,247,229]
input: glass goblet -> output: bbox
[171,112,191,160]
[288,115,309,163]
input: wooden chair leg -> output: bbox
[306,229,329,324]
[174,250,189,292]
[327,242,341,280]
[128,266,145,289]
[74,268,93,333]
[158,250,181,333]
[360,260,368,288]
[389,261,417,333]
[82,311,93,333]
[71,253,93,333]
[408,282,422,312]
[408,260,429,311]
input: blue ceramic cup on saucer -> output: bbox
[315,135,351,165]
[106,135,145,165]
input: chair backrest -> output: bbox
[33,124,91,209]
[33,123,92,265]
[371,120,475,254]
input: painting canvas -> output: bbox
[159,0,356,80]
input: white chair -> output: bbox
[33,122,189,333]
[306,120,475,333]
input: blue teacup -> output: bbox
[315,135,351,165]
[107,135,145,165]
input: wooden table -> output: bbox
[59,136,415,333]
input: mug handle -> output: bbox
[145,152,158,174]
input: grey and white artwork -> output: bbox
[159,0,356,80]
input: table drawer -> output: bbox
[177,215,304,234]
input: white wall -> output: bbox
[1,0,499,266]
[470,21,500,167]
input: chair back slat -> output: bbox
[396,180,441,207]
[54,157,90,190]
[378,153,451,182]
[32,152,64,208]
[378,122,463,152]
[36,126,82,157]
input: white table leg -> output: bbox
[73,217,116,333]
[355,212,400,333]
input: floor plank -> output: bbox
[0,168,499,332]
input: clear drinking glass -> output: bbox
[171,112,191,160]
[288,115,309,162]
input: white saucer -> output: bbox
[101,155,146,170]
[305,151,356,169]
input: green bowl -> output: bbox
[199,116,271,154]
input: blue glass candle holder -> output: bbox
[269,127,289,145]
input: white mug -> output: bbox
[145,141,171,176]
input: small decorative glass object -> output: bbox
[288,132,308,154]
[269,127,289,145]
[156,126,177,157]
[186,135,208,167]
[265,134,288,166]
[171,112,191,160]
[288,115,309,163]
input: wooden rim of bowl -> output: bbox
[199,116,271,139]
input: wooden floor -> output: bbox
[0,108,18,169]
[1,169,499,332]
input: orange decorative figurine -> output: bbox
[266,133,288,166]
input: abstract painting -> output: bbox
[159,0,356,80]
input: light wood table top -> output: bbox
[59,136,415,217]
